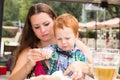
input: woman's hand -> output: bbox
[27,48,46,66]
[64,61,90,80]
[27,48,52,67]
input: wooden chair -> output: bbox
[3,42,18,71]
[3,42,18,57]
[3,31,20,56]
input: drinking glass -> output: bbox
[92,49,120,80]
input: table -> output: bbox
[84,75,120,80]
[0,71,10,80]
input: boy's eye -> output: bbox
[66,38,70,40]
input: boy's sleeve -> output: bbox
[76,50,88,62]
[49,45,58,60]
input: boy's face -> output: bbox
[55,27,77,51]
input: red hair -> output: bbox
[53,13,79,37]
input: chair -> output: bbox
[3,42,18,57]
[3,31,21,56]
[2,31,20,71]
[3,42,18,71]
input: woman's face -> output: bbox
[31,12,54,42]
[55,27,77,51]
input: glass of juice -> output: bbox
[92,49,120,80]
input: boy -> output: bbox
[48,13,87,75]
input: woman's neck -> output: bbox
[38,38,56,48]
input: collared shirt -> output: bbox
[48,44,87,76]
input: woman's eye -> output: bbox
[44,22,50,26]
[57,38,62,40]
[34,25,40,29]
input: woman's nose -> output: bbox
[40,27,45,33]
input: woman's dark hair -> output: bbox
[12,3,57,77]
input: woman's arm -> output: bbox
[76,39,92,63]
[9,48,48,80]
[9,48,36,80]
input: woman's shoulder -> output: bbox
[14,48,31,68]
[18,47,31,59]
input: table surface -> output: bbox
[84,75,120,80]
[0,71,10,80]
[4,42,19,46]
[0,72,119,80]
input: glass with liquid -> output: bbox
[92,49,120,80]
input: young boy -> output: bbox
[33,13,87,80]
[47,13,87,75]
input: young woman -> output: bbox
[9,3,92,80]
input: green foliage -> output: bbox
[79,31,85,38]
[3,20,13,26]
[2,28,14,38]
[48,1,82,21]
[118,67,120,74]
[85,29,97,39]
[3,0,119,23]
[19,0,33,22]
[116,31,120,40]
[78,30,97,39]
[31,0,82,21]
[3,0,20,21]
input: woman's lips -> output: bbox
[42,34,48,37]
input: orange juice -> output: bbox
[93,67,117,80]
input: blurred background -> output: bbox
[0,0,120,79]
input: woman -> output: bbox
[9,3,92,80]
